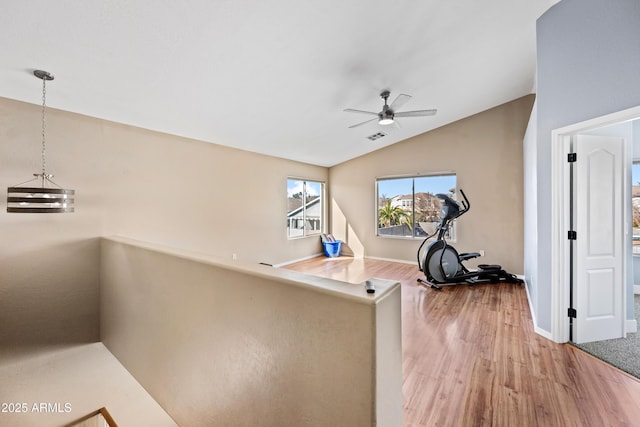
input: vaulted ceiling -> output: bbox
[0,0,557,167]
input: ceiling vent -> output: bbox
[366,132,386,141]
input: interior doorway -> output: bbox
[551,106,640,344]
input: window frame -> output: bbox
[375,173,457,240]
[286,177,325,239]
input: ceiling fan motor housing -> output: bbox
[379,91,394,124]
[379,110,394,122]
[345,90,436,128]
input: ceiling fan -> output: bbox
[344,90,437,128]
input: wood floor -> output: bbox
[284,256,640,427]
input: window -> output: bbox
[376,174,457,239]
[287,178,324,238]
[633,162,640,253]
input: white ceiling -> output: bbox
[0,0,557,167]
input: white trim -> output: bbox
[286,177,326,241]
[274,252,324,267]
[534,324,554,341]
[626,319,637,334]
[550,105,640,343]
[550,133,572,343]
[375,171,457,180]
[365,255,416,265]
[635,285,640,295]
[278,254,420,267]
[523,275,555,341]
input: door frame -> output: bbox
[550,105,640,343]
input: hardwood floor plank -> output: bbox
[283,256,640,426]
[458,356,490,425]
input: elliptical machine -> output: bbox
[416,189,522,290]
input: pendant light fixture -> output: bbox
[7,70,74,213]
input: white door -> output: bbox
[573,134,626,344]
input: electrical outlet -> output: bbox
[232,253,237,260]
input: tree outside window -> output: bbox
[376,174,456,239]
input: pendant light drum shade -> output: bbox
[7,70,75,213]
[7,182,74,213]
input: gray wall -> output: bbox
[532,0,640,333]
[523,99,538,322]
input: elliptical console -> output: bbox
[416,190,522,290]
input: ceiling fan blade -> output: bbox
[394,109,437,117]
[348,117,378,128]
[344,108,378,116]
[389,94,411,111]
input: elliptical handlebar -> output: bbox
[418,189,470,271]
[437,189,470,223]
[458,189,470,215]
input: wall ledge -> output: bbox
[103,236,399,305]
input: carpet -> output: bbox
[572,295,640,379]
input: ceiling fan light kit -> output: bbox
[6,70,75,213]
[344,90,437,129]
[378,90,395,125]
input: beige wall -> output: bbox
[1,92,530,424]
[101,237,402,426]
[0,93,531,351]
[0,96,327,349]
[329,95,534,274]
[0,96,329,424]
[97,121,328,265]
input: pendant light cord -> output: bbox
[41,75,47,183]
[6,69,74,213]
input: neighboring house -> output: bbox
[390,194,413,210]
[287,196,322,236]
[380,192,448,238]
[390,192,442,220]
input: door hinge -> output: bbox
[568,153,577,162]
[568,308,577,318]
[568,230,577,240]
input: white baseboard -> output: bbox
[365,255,416,265]
[626,319,637,334]
[522,275,555,341]
[274,252,324,267]
[533,325,554,341]
[277,253,418,267]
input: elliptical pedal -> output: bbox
[478,264,501,270]
[417,277,442,291]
